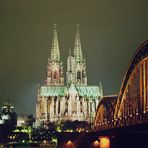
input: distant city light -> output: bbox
[99,137,110,148]
[93,140,100,147]
[66,140,75,148]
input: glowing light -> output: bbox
[66,140,75,147]
[0,119,4,124]
[51,137,57,144]
[1,114,10,120]
[66,129,73,132]
[21,129,28,133]
[56,126,61,132]
[99,137,110,148]
[14,129,20,132]
[93,140,100,147]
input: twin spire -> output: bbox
[47,24,87,86]
[74,24,83,62]
[50,24,60,62]
[50,24,83,62]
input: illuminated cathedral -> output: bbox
[36,24,103,125]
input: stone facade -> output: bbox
[36,25,103,125]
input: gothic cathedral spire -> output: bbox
[74,24,83,63]
[50,24,60,62]
[46,24,64,86]
[66,24,87,85]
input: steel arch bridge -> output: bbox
[94,95,117,130]
[94,41,148,130]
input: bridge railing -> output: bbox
[94,111,148,131]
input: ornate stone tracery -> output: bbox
[36,25,103,125]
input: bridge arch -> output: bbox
[94,95,117,130]
[114,41,148,126]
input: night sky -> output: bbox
[0,0,148,115]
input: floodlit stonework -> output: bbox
[36,25,103,125]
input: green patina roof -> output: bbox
[40,86,65,97]
[76,86,101,98]
[39,85,101,98]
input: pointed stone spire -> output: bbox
[74,24,83,62]
[69,49,72,57]
[99,81,103,96]
[50,24,60,61]
[69,49,72,72]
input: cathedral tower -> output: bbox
[66,25,87,85]
[46,24,64,85]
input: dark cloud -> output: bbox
[0,0,148,115]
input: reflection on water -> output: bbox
[0,144,56,148]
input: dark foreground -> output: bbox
[1,123,148,148]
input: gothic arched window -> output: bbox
[53,70,58,80]
[82,70,86,78]
[77,70,81,80]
